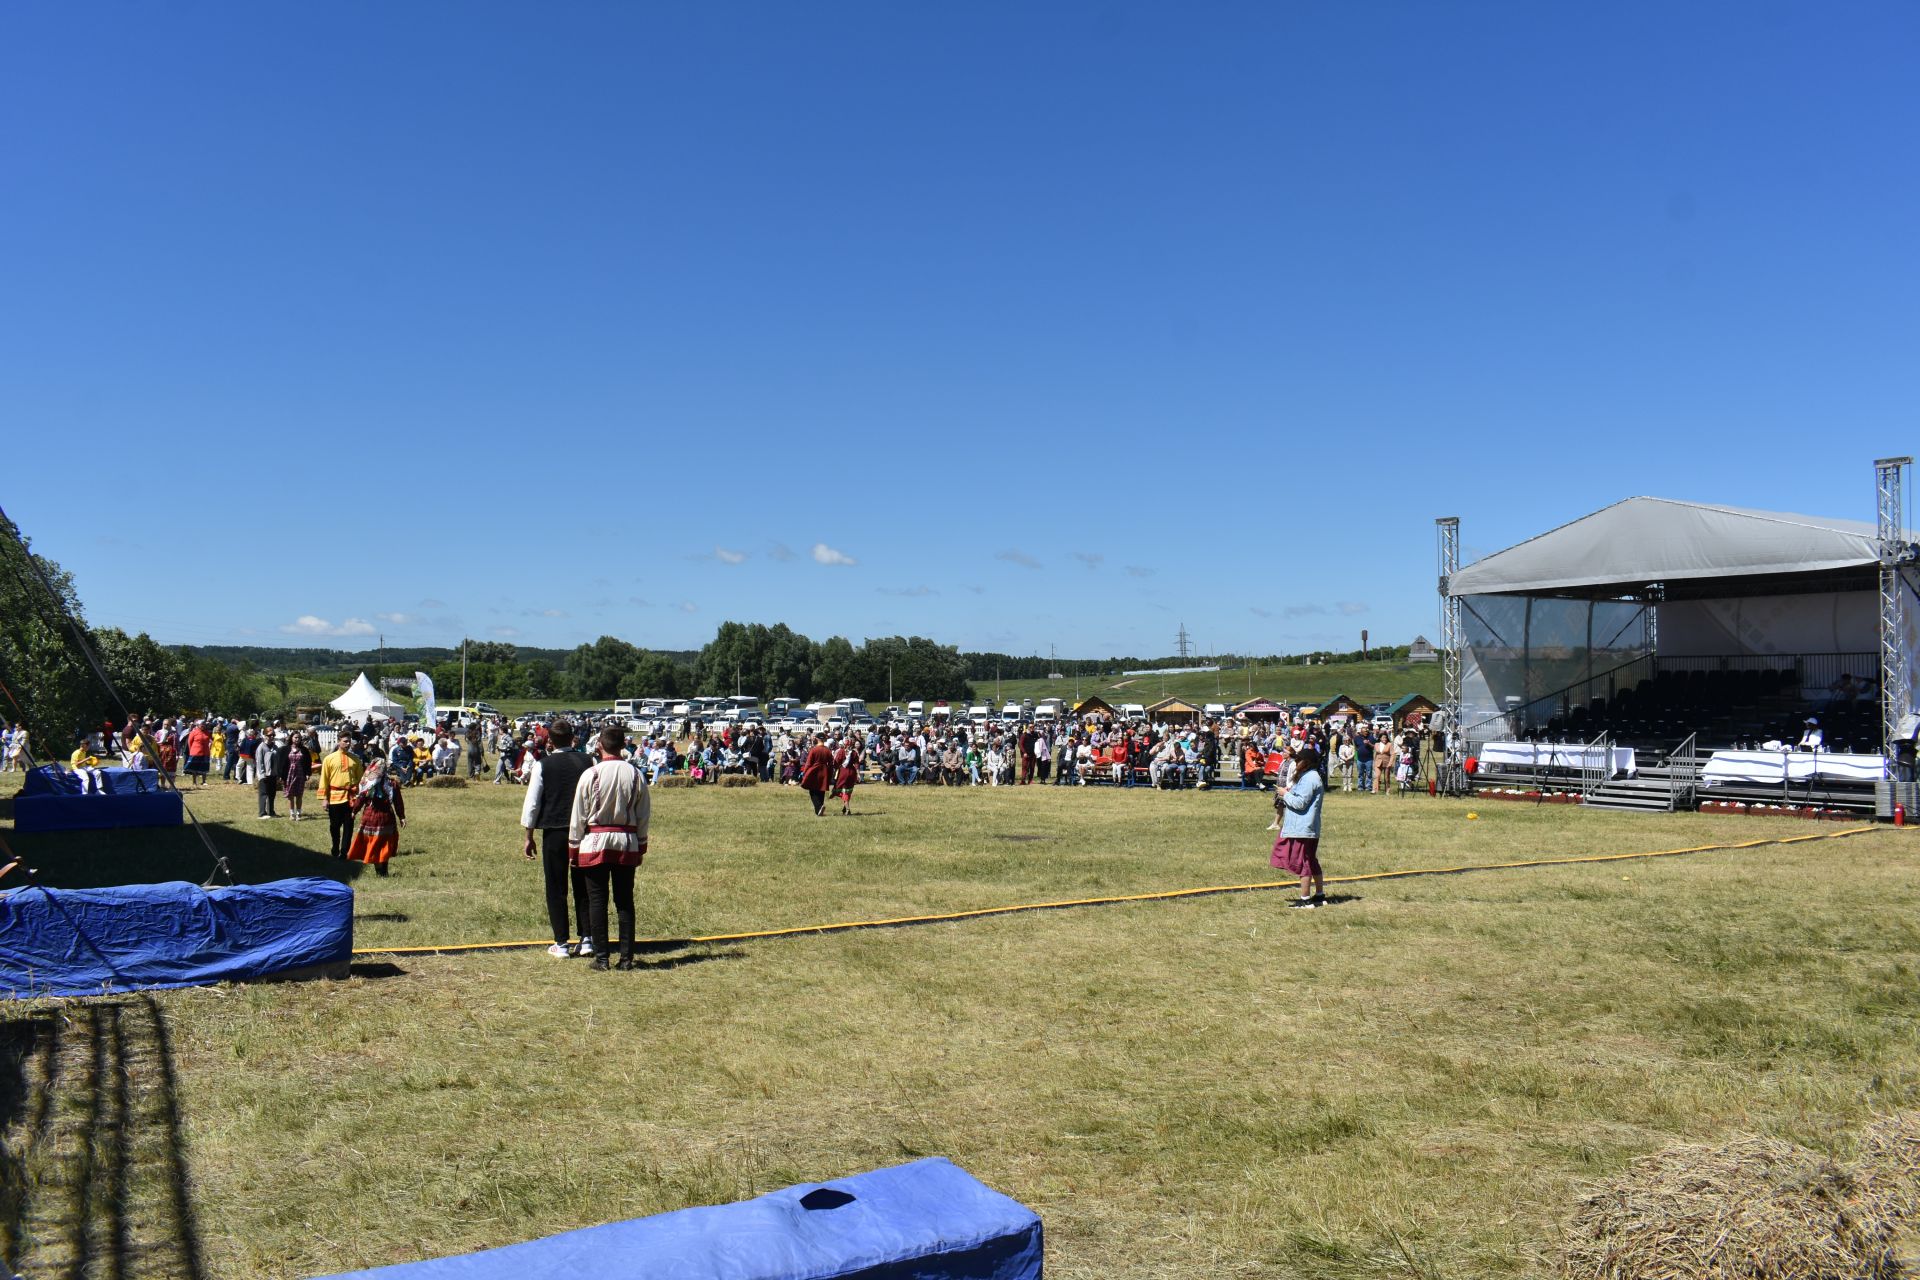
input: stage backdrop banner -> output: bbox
[0,878,353,999]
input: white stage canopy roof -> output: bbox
[1448,497,1903,598]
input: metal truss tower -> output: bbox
[1436,517,1467,794]
[1876,456,1914,760]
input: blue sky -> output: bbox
[6,2,1918,659]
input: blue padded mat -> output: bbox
[314,1157,1042,1280]
[0,878,354,998]
[14,764,182,832]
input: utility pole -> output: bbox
[888,662,893,704]
[460,637,467,707]
[1175,622,1192,662]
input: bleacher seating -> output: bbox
[1536,667,1878,755]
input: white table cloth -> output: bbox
[1477,742,1637,777]
[1700,750,1887,788]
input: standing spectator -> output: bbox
[284,730,313,821]
[1335,734,1357,792]
[1373,733,1391,794]
[520,720,594,958]
[833,737,861,815]
[800,734,833,816]
[234,723,258,786]
[1356,728,1375,792]
[466,722,485,778]
[1271,746,1327,909]
[184,719,212,788]
[566,726,651,971]
[255,729,287,819]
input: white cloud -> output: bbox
[1123,565,1155,578]
[280,615,377,638]
[714,546,747,564]
[1337,601,1370,616]
[521,607,568,618]
[996,548,1042,569]
[812,543,857,566]
[418,598,448,609]
[768,543,798,562]
[1072,552,1104,570]
[489,625,521,638]
[375,612,419,625]
[677,601,699,613]
[1250,607,1273,619]
[628,596,652,607]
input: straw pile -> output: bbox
[1860,1111,1920,1224]
[1562,1132,1908,1280]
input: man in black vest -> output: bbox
[519,719,594,957]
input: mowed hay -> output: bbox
[1860,1111,1920,1223]
[422,775,468,789]
[1562,1135,1902,1280]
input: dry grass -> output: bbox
[1562,1135,1898,1279]
[5,773,1920,1278]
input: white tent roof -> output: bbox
[1448,497,1897,597]
[330,672,405,720]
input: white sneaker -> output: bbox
[576,937,594,957]
[545,943,571,958]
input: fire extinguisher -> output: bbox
[1896,803,1906,828]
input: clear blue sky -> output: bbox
[6,2,1918,659]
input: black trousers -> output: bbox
[328,802,354,857]
[257,778,279,816]
[806,787,826,815]
[579,863,637,959]
[540,828,590,945]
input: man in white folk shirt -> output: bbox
[567,725,652,972]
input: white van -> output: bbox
[1120,703,1147,722]
[1203,703,1228,720]
[968,704,991,725]
[1034,705,1058,724]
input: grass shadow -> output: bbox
[347,961,408,980]
[0,996,206,1279]
[626,948,746,972]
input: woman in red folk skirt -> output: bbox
[347,758,407,877]
[833,739,861,815]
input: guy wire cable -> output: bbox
[0,505,232,884]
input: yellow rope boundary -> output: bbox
[352,823,1896,957]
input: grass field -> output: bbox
[3,770,1919,1278]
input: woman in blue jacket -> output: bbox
[1272,746,1326,909]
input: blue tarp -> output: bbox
[0,878,354,998]
[315,1157,1043,1280]
[14,764,182,833]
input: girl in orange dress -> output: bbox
[346,758,407,877]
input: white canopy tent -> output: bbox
[330,672,406,725]
[1444,496,1920,753]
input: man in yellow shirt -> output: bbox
[69,735,106,795]
[318,731,365,860]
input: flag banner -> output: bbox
[415,671,436,726]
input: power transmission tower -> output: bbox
[1174,623,1192,662]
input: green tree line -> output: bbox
[0,514,266,746]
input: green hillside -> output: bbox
[944,659,1441,711]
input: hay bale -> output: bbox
[1859,1112,1920,1223]
[422,775,468,789]
[654,776,694,789]
[717,774,757,789]
[1562,1136,1900,1280]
